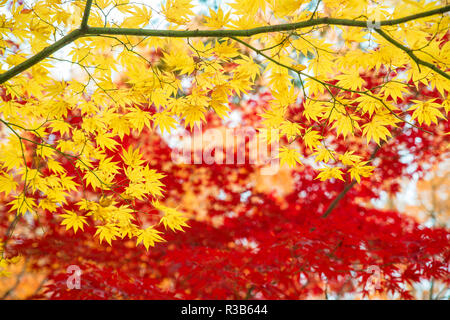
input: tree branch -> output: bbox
[0,5,449,84]
[80,0,94,30]
[84,5,450,37]
[0,29,83,84]
[375,28,450,81]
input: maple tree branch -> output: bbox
[0,5,449,84]
[321,142,384,219]
[375,28,450,81]
[84,5,450,37]
[320,181,357,219]
[0,29,83,84]
[80,0,94,30]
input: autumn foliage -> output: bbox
[0,0,449,299]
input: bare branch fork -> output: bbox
[0,2,449,83]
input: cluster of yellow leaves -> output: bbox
[251,0,448,180]
[54,147,189,250]
[312,150,374,183]
[59,195,188,250]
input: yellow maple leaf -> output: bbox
[278,146,302,167]
[153,112,178,134]
[95,224,120,246]
[280,120,302,141]
[204,7,231,29]
[136,226,165,251]
[362,118,392,145]
[302,129,322,150]
[409,99,446,126]
[0,172,17,195]
[59,210,88,234]
[315,166,345,181]
[348,161,375,183]
[161,0,194,25]
[153,200,189,232]
[312,147,335,163]
[338,151,362,166]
